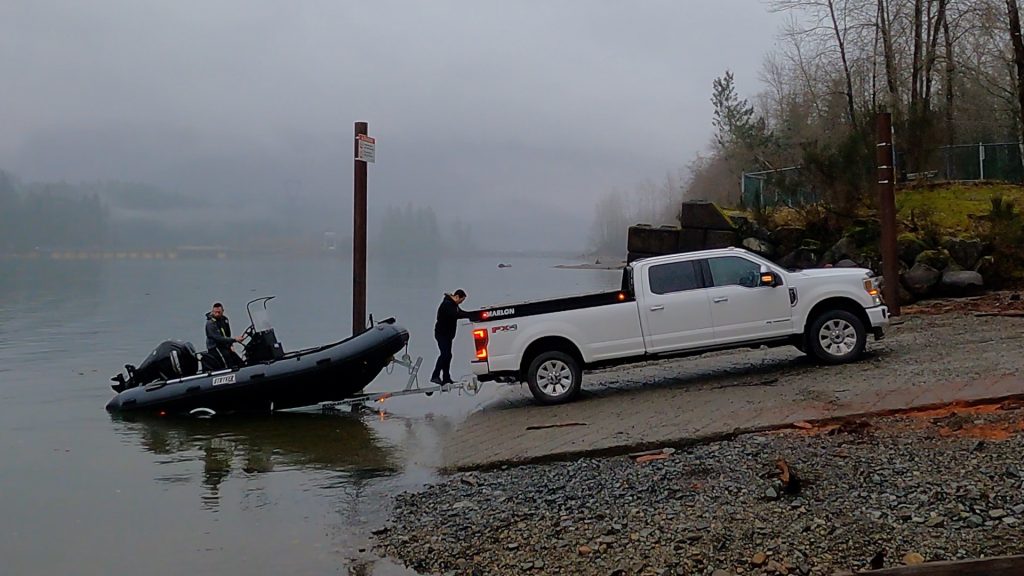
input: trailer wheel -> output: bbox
[527,351,582,405]
[806,309,866,364]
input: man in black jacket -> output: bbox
[205,302,245,369]
[431,289,470,385]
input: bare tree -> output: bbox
[828,0,859,124]
[680,0,1024,210]
[956,1,1018,140]
[1008,0,1024,144]
[911,0,925,115]
[770,0,863,125]
[943,13,956,143]
[923,0,949,112]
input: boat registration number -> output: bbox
[212,374,236,386]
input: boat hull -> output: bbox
[106,322,409,415]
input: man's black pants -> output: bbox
[206,347,243,370]
[432,334,453,382]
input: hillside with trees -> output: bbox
[588,0,1024,234]
[685,0,1024,211]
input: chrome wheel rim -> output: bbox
[818,318,858,356]
[537,359,573,397]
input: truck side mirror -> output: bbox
[759,266,781,287]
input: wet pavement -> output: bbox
[443,311,1024,470]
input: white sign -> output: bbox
[212,374,236,386]
[356,134,375,163]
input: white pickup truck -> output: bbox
[467,247,889,404]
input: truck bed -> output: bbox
[469,290,633,323]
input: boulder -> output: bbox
[627,251,659,263]
[899,282,917,305]
[834,259,860,268]
[678,227,737,252]
[799,238,822,252]
[880,275,916,305]
[703,229,738,249]
[628,224,680,255]
[726,212,751,232]
[846,218,881,245]
[827,235,861,263]
[742,237,775,258]
[943,236,984,270]
[902,262,942,296]
[975,255,996,276]
[751,221,774,242]
[772,226,805,253]
[915,249,951,271]
[679,201,736,231]
[938,270,984,297]
[779,248,819,270]
[897,233,928,266]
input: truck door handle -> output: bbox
[649,305,665,311]
[712,297,729,303]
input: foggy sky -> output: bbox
[1,1,782,251]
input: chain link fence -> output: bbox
[740,166,818,209]
[904,142,1024,183]
[742,141,1024,209]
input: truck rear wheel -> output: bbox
[807,309,866,364]
[526,351,582,405]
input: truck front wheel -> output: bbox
[806,309,866,364]
[526,351,582,405]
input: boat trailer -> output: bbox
[318,351,483,413]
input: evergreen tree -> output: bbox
[711,70,769,152]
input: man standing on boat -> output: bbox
[431,289,471,385]
[206,302,244,369]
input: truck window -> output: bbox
[707,256,760,288]
[648,261,700,294]
[621,266,634,295]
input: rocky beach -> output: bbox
[374,294,1024,575]
[376,405,1024,575]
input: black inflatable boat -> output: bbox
[105,297,410,415]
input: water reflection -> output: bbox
[0,260,104,324]
[111,412,400,510]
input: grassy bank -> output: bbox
[895,182,1024,231]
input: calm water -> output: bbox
[0,255,620,575]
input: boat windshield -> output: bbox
[251,306,273,333]
[246,296,277,334]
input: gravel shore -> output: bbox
[375,405,1024,575]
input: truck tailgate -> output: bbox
[477,300,646,374]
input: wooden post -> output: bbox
[353,121,368,335]
[876,112,901,316]
[833,554,1024,575]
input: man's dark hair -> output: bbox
[453,289,467,298]
[212,302,223,309]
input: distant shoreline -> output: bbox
[0,250,614,265]
[553,261,626,270]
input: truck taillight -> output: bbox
[473,329,489,360]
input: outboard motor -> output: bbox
[111,340,199,392]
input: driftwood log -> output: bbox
[833,554,1024,575]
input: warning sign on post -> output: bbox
[356,134,375,163]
